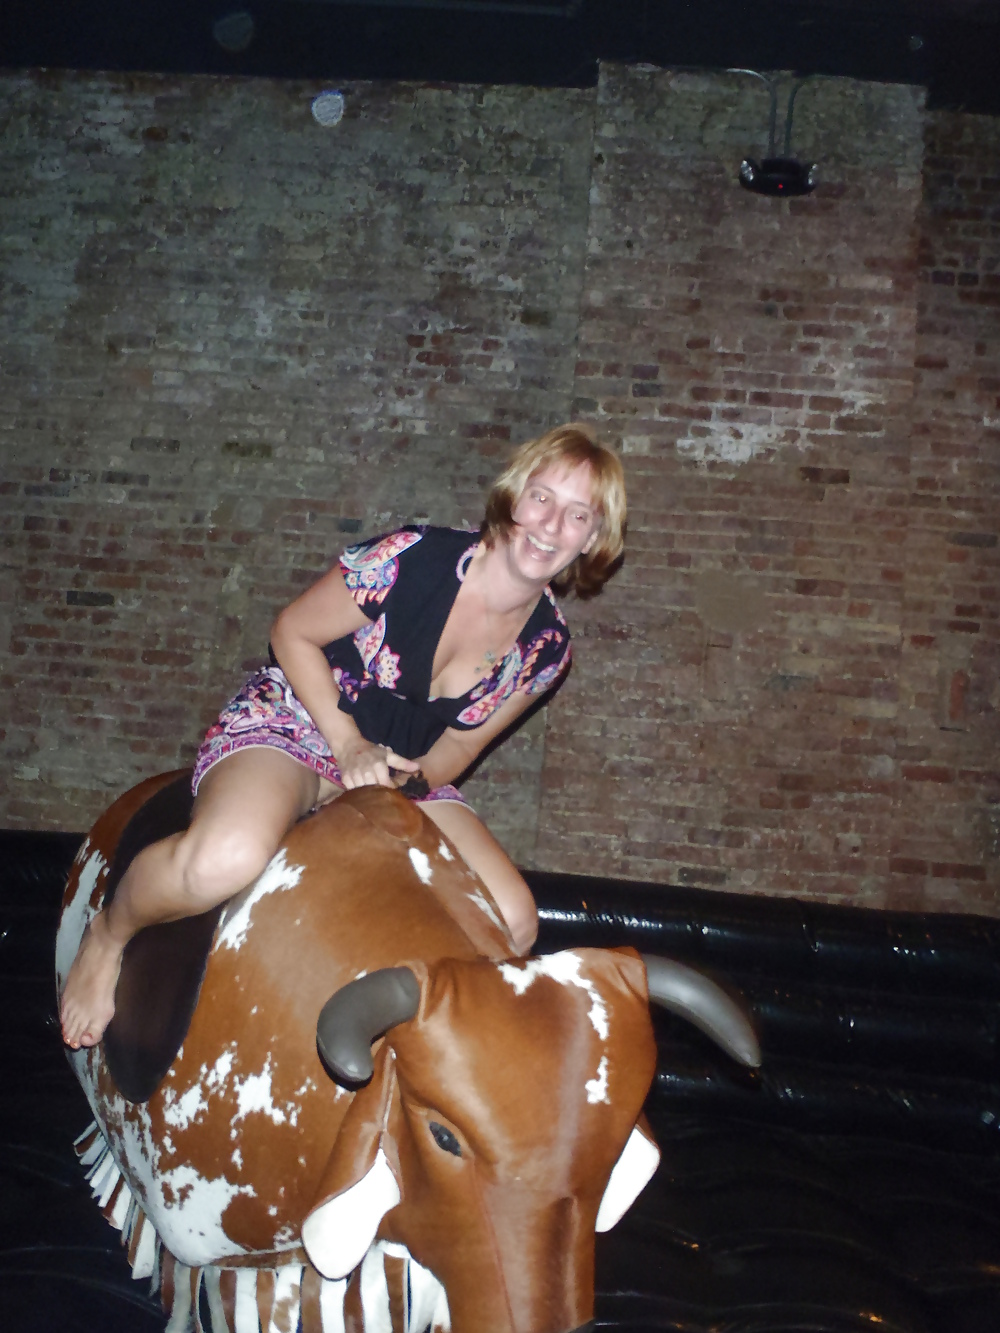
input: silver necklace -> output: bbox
[478,597,501,674]
[471,552,531,675]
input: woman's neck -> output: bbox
[469,539,542,620]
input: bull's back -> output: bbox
[62,781,513,1262]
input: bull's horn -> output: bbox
[641,955,761,1068]
[316,967,421,1084]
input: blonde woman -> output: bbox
[60,424,626,1049]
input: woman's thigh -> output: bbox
[187,747,322,868]
[110,748,326,920]
[420,801,538,955]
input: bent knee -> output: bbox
[486,873,538,956]
[506,895,538,956]
[175,828,279,907]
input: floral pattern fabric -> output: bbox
[192,666,466,805]
[340,529,423,609]
[456,620,567,725]
[328,528,571,754]
[193,526,572,795]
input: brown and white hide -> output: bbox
[56,775,662,1333]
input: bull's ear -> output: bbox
[595,1112,660,1232]
[302,1044,402,1278]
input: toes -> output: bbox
[62,1023,100,1051]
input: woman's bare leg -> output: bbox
[59,749,321,1050]
[421,801,538,955]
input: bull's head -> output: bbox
[302,947,660,1333]
[301,947,759,1333]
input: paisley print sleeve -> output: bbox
[455,624,571,726]
[521,634,572,696]
[339,529,424,614]
[456,653,522,727]
[520,589,572,696]
[519,628,572,696]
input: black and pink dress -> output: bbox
[192,526,572,805]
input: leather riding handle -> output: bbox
[390,768,431,799]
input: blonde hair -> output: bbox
[481,424,626,598]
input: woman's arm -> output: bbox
[417,688,539,789]
[270,567,419,787]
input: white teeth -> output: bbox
[526,534,556,553]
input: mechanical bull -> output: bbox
[56,771,760,1333]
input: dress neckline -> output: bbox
[427,541,541,703]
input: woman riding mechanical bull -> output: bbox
[60,423,626,1051]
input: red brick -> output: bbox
[930,862,986,880]
[794,579,846,598]
[889,858,929,875]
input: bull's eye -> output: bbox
[428,1121,462,1156]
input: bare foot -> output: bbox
[59,911,124,1049]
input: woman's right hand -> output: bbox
[335,739,421,791]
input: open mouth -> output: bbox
[525,534,557,555]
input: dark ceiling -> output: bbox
[2,0,999,114]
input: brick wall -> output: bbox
[0,70,593,864]
[538,66,998,911]
[1,66,997,912]
[896,110,1000,911]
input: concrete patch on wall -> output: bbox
[693,570,769,636]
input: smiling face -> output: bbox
[508,462,602,586]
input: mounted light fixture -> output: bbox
[212,10,256,53]
[311,91,346,126]
[729,70,818,197]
